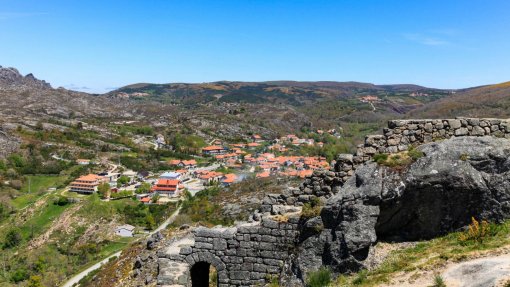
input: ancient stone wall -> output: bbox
[356,118,510,163]
[158,215,300,287]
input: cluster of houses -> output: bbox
[69,130,336,207]
[359,95,380,103]
[249,153,329,178]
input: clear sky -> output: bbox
[1,0,509,93]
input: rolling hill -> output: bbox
[409,81,510,119]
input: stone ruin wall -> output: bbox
[158,215,301,287]
[156,117,510,287]
[323,118,510,186]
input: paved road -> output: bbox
[61,251,122,287]
[152,205,182,234]
[61,206,181,287]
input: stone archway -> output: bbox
[185,252,227,287]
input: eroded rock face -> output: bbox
[295,136,510,278]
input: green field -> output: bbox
[11,175,67,209]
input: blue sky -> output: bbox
[1,0,509,93]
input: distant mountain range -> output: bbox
[106,80,450,107]
[1,65,509,142]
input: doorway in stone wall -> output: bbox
[190,261,218,287]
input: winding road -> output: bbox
[61,205,182,287]
[61,251,122,287]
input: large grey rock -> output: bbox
[293,136,510,276]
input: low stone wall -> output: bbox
[356,118,510,163]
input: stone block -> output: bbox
[448,119,462,129]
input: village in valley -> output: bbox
[67,130,339,222]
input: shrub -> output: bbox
[352,269,368,285]
[53,196,70,206]
[27,275,44,287]
[10,268,29,283]
[301,197,322,219]
[3,228,22,249]
[110,190,132,199]
[458,217,499,244]
[306,267,332,287]
[267,275,280,287]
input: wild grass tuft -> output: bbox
[306,267,332,287]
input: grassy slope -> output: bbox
[11,175,67,209]
[335,220,510,286]
[0,175,176,287]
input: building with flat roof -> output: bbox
[151,179,180,197]
[69,174,107,194]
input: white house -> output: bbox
[115,224,135,237]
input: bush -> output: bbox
[110,190,132,199]
[10,268,29,283]
[27,275,44,287]
[4,228,22,249]
[135,182,151,194]
[352,269,368,285]
[306,267,332,287]
[53,196,70,206]
[458,217,500,244]
[301,197,322,219]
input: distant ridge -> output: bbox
[0,65,51,89]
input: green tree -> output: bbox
[97,182,111,199]
[135,182,151,194]
[117,175,130,187]
[146,213,156,230]
[4,228,22,249]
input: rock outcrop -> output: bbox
[0,66,51,89]
[296,136,510,278]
